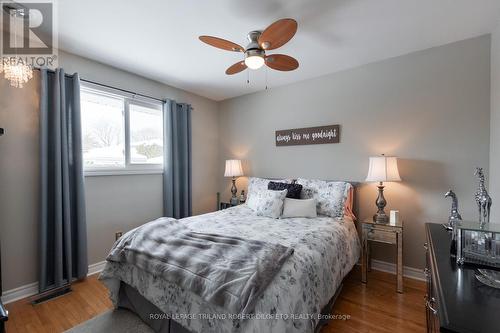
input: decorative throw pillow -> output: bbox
[247,177,292,201]
[268,181,303,199]
[281,198,317,218]
[296,178,352,219]
[247,189,288,219]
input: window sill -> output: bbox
[84,169,164,177]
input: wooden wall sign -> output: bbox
[275,125,340,146]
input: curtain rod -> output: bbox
[34,67,166,103]
[80,78,166,103]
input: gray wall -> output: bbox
[0,51,220,291]
[0,35,492,292]
[490,24,500,217]
[218,36,491,270]
[0,76,40,293]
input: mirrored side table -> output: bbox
[361,218,404,293]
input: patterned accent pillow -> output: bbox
[268,181,303,199]
[296,178,352,219]
[247,177,292,201]
[247,189,288,219]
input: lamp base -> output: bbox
[373,182,389,224]
[230,177,238,206]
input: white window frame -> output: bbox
[81,82,164,177]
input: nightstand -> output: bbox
[361,218,403,293]
[0,300,7,333]
[219,202,237,210]
[0,237,6,333]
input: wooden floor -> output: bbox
[5,275,113,333]
[325,268,426,333]
[4,267,425,333]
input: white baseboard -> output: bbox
[0,282,39,305]
[87,260,106,276]
[1,260,107,305]
[369,259,425,281]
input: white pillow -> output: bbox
[281,198,317,218]
[247,189,288,219]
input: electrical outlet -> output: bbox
[115,231,123,241]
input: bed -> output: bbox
[99,180,361,333]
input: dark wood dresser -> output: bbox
[425,223,500,332]
[0,300,6,333]
[0,237,6,333]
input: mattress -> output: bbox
[100,205,360,333]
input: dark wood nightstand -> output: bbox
[0,237,6,333]
[0,300,7,333]
[361,218,404,293]
[219,202,238,210]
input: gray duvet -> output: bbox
[100,205,360,333]
[105,218,294,315]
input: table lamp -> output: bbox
[365,154,401,223]
[224,159,243,206]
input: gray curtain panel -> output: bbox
[39,68,87,293]
[163,99,192,219]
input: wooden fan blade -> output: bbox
[258,18,297,50]
[265,54,299,71]
[199,36,244,52]
[226,61,247,75]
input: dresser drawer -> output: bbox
[424,241,440,332]
[365,227,397,244]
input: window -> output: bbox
[129,103,164,164]
[81,84,164,175]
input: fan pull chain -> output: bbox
[265,66,268,90]
[247,68,249,85]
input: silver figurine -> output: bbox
[444,189,462,230]
[474,167,492,226]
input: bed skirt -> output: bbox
[116,281,344,333]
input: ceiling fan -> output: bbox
[199,18,299,75]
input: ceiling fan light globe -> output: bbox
[245,55,264,70]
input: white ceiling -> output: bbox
[51,0,500,101]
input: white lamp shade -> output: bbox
[224,159,243,177]
[365,156,401,182]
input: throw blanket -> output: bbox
[106,218,294,314]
